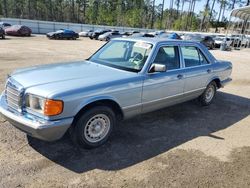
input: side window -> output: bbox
[153,46,180,70]
[181,46,209,67]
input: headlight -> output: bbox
[26,94,63,116]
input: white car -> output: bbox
[79,30,93,37]
[98,31,122,41]
[214,37,232,48]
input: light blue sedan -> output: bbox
[0,38,232,148]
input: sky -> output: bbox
[155,0,242,20]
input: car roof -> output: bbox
[112,37,201,46]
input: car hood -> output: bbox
[10,61,137,97]
[215,40,223,43]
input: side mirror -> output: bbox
[149,63,166,73]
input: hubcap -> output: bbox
[205,86,215,103]
[84,114,110,143]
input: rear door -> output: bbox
[180,45,213,98]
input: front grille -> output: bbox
[5,79,23,112]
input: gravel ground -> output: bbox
[0,36,250,188]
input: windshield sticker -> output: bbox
[134,42,151,49]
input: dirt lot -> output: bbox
[0,36,250,188]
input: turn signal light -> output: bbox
[44,99,63,116]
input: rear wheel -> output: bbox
[70,106,116,149]
[198,81,217,106]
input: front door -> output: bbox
[142,45,185,113]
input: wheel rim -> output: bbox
[84,114,111,143]
[205,85,215,103]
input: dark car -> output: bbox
[130,33,155,38]
[5,25,32,36]
[0,27,5,39]
[47,29,79,40]
[90,29,111,40]
[0,22,11,29]
[184,34,215,49]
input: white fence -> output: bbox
[0,18,155,34]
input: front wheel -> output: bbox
[70,106,116,149]
[198,81,217,106]
[210,43,215,50]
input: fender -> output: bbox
[73,95,122,116]
[205,76,221,87]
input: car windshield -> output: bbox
[89,40,153,72]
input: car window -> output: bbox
[181,46,209,67]
[153,46,180,71]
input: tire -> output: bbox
[198,81,217,106]
[70,106,116,149]
[210,43,214,50]
[2,34,5,39]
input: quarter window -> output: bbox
[181,46,209,67]
[153,46,180,70]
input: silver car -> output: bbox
[98,31,122,41]
[0,38,232,148]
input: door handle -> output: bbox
[207,69,212,73]
[177,74,183,79]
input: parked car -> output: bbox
[0,38,232,148]
[0,27,5,39]
[130,32,155,38]
[90,29,111,40]
[79,29,94,37]
[214,37,232,48]
[5,25,32,36]
[147,30,167,37]
[157,33,169,38]
[127,30,140,36]
[168,32,182,39]
[0,22,11,29]
[184,34,215,49]
[47,29,79,40]
[98,31,122,41]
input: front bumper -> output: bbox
[0,94,73,141]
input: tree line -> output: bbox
[0,0,249,31]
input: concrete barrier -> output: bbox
[0,18,155,34]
